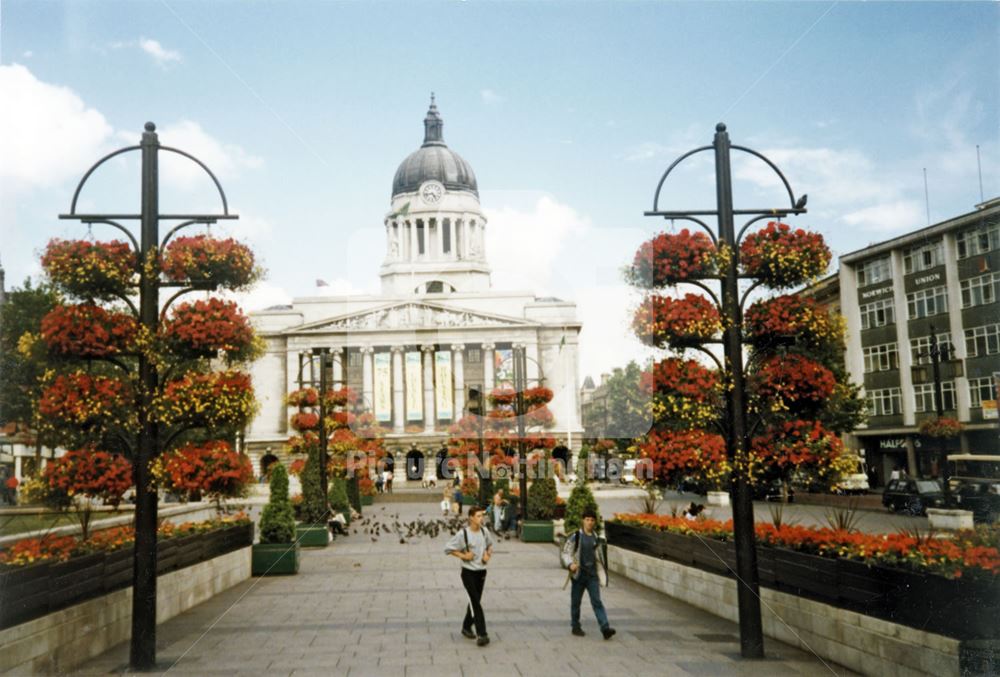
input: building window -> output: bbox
[903,241,944,274]
[348,351,363,368]
[466,348,481,364]
[914,381,956,413]
[910,333,953,365]
[969,377,997,408]
[906,286,948,319]
[866,388,902,417]
[956,221,1000,259]
[856,257,891,286]
[443,221,451,253]
[960,272,1000,308]
[417,222,425,255]
[965,323,1000,358]
[862,343,899,373]
[860,298,895,330]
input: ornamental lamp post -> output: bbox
[313,348,332,507]
[467,385,490,506]
[644,123,807,659]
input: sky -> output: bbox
[1,1,998,382]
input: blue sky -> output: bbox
[1,1,997,379]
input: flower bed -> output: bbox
[607,515,1000,640]
[0,515,252,630]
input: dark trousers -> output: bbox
[461,568,488,637]
[570,572,609,630]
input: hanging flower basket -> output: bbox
[919,417,964,439]
[161,235,260,289]
[40,304,138,358]
[744,295,842,348]
[526,406,555,428]
[751,354,836,412]
[489,388,517,406]
[41,239,136,298]
[156,370,256,428]
[740,222,831,288]
[750,420,843,474]
[151,440,254,501]
[633,293,722,347]
[288,432,319,454]
[161,298,258,361]
[38,371,135,432]
[290,412,319,432]
[523,387,554,407]
[638,429,728,487]
[323,387,357,409]
[642,358,722,429]
[627,229,719,287]
[287,388,319,408]
[43,448,133,508]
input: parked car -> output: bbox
[882,478,945,515]
[950,478,1000,524]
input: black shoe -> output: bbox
[602,627,616,640]
[572,627,586,637]
[461,628,476,639]
[477,635,490,647]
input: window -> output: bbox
[907,286,948,319]
[862,343,899,372]
[417,222,425,255]
[860,299,895,329]
[903,241,944,274]
[866,388,902,416]
[857,257,891,286]
[443,221,451,253]
[914,381,956,413]
[960,272,1000,308]
[910,333,953,365]
[956,221,1000,259]
[348,351,363,368]
[969,377,997,408]
[965,323,1000,358]
[466,348,481,364]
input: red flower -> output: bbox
[628,230,719,287]
[41,304,138,358]
[41,239,136,297]
[162,298,256,360]
[633,293,722,347]
[638,429,727,485]
[751,354,836,409]
[161,235,259,289]
[154,440,253,501]
[740,222,831,288]
[744,295,841,348]
[751,420,843,472]
[43,447,133,507]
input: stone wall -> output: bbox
[608,544,962,677]
[0,546,250,675]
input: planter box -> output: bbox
[49,552,105,609]
[691,538,735,575]
[102,548,133,592]
[461,495,477,506]
[0,561,51,629]
[360,495,374,506]
[296,524,330,548]
[773,548,839,601]
[552,505,566,520]
[252,542,300,576]
[706,491,730,506]
[521,520,554,543]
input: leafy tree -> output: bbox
[328,477,350,514]
[526,477,557,520]
[564,476,601,534]
[602,361,652,452]
[259,463,296,544]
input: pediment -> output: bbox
[295,302,533,333]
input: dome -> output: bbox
[392,96,478,198]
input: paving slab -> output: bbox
[77,502,858,676]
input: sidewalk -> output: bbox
[78,503,856,676]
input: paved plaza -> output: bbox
[78,502,856,677]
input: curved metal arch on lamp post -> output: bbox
[643,123,807,660]
[56,122,239,671]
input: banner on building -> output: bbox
[405,351,423,421]
[494,348,513,383]
[374,352,392,422]
[435,351,453,419]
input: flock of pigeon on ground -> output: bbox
[342,506,493,545]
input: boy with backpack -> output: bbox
[444,505,494,646]
[560,508,615,639]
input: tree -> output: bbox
[564,476,601,534]
[259,463,295,544]
[602,361,651,452]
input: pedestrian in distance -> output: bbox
[485,490,515,539]
[441,489,452,516]
[383,468,393,493]
[375,472,384,494]
[454,485,464,516]
[444,505,494,646]
[561,508,615,640]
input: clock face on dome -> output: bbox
[420,181,444,204]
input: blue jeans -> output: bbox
[570,571,608,630]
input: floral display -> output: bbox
[524,387,554,407]
[358,477,375,497]
[287,388,319,407]
[750,420,843,474]
[489,388,516,406]
[41,239,136,298]
[632,293,722,347]
[750,354,836,412]
[744,295,842,348]
[612,513,1000,579]
[161,298,258,361]
[638,429,728,487]
[0,534,78,567]
[919,417,964,439]
[151,440,254,502]
[156,370,256,428]
[161,235,259,289]
[290,411,319,432]
[739,222,831,288]
[288,432,319,454]
[43,448,133,507]
[627,230,720,287]
[642,358,722,428]
[40,304,138,358]
[38,371,135,432]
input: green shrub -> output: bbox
[299,450,326,524]
[346,475,361,513]
[328,477,350,513]
[259,464,296,544]
[564,478,601,534]
[526,477,557,520]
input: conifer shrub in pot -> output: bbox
[253,464,300,575]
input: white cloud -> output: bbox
[0,64,114,189]
[222,281,293,312]
[138,38,182,67]
[843,200,925,233]
[155,120,263,189]
[22,51,33,58]
[480,88,504,105]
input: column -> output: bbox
[482,342,496,394]
[525,339,540,382]
[391,346,405,434]
[332,348,343,388]
[409,220,417,260]
[361,346,375,413]
[452,344,466,415]
[422,344,436,432]
[438,218,447,258]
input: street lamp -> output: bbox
[312,348,332,507]
[467,384,490,505]
[911,325,963,502]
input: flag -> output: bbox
[391,201,411,218]
[316,279,329,287]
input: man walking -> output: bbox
[444,505,494,646]
[560,508,615,639]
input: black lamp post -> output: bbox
[644,123,807,659]
[59,123,237,669]
[313,348,332,506]
[467,384,490,505]
[514,346,530,527]
[911,326,962,502]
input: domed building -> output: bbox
[246,98,583,482]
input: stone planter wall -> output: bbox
[0,545,251,675]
